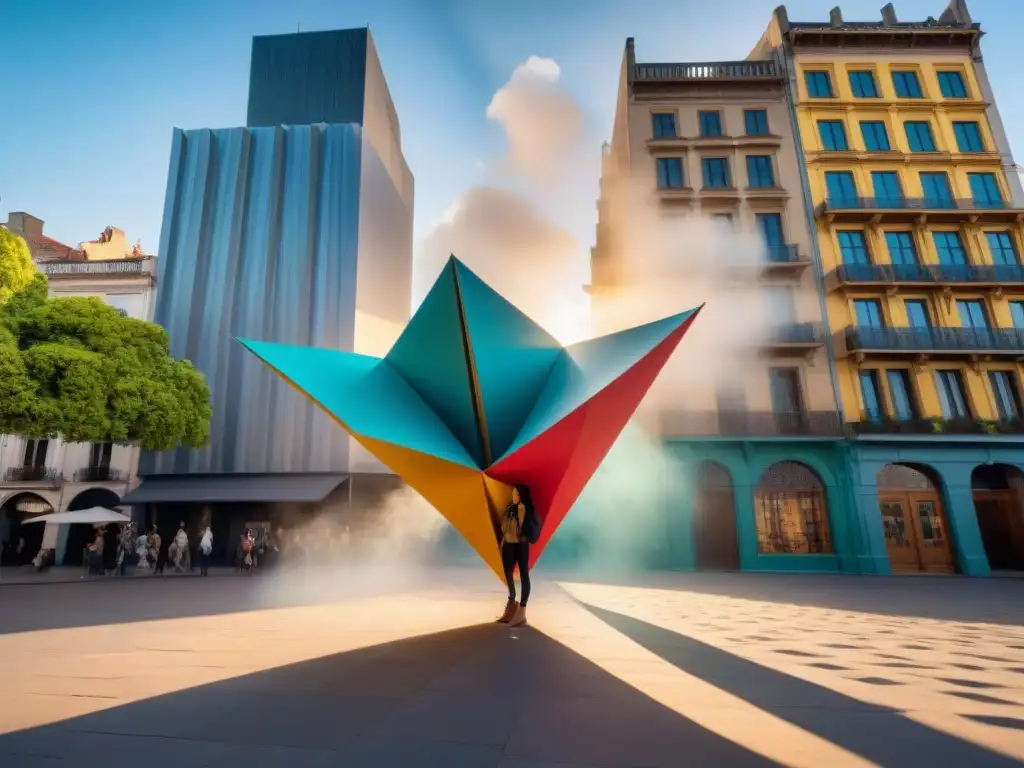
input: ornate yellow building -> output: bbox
[754,1,1024,576]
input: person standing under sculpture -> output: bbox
[497,484,534,627]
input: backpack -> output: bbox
[522,505,542,544]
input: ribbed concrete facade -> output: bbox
[143,122,410,476]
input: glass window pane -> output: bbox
[953,122,983,152]
[854,299,884,328]
[699,111,722,137]
[920,172,953,208]
[744,109,768,135]
[838,231,869,264]
[860,121,890,151]
[938,71,967,98]
[893,70,923,98]
[825,171,857,204]
[988,371,1021,419]
[886,370,917,420]
[885,232,917,265]
[1010,301,1024,329]
[956,299,989,329]
[871,172,903,206]
[905,300,930,328]
[859,370,883,420]
[806,71,833,98]
[969,173,1004,207]
[933,231,967,265]
[987,232,1019,265]
[850,71,879,98]
[652,113,676,138]
[905,122,936,152]
[818,120,848,151]
[656,158,684,189]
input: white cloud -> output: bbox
[486,55,584,181]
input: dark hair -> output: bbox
[514,484,534,515]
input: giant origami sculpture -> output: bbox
[239,256,701,579]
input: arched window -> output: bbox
[754,461,832,554]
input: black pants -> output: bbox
[199,552,210,576]
[501,542,531,607]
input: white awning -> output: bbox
[21,507,132,525]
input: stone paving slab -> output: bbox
[0,570,1023,766]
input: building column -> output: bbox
[735,480,760,571]
[847,451,893,575]
[940,463,991,577]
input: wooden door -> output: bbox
[909,493,955,572]
[973,491,1024,571]
[879,495,919,572]
[695,487,740,570]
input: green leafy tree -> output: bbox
[0,243,211,450]
[0,228,34,305]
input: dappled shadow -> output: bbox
[0,624,780,768]
[582,603,1023,767]
[555,570,1024,626]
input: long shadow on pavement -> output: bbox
[0,623,782,768]
[556,571,1024,626]
[582,603,1023,767]
[0,567,436,636]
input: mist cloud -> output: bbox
[486,56,585,181]
[417,185,589,343]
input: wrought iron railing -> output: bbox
[847,414,1024,436]
[37,259,152,276]
[634,60,779,81]
[845,325,1024,353]
[74,466,125,482]
[2,466,62,483]
[769,322,826,344]
[765,244,804,264]
[835,263,1024,284]
[817,196,1007,215]
[660,410,843,437]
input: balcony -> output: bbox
[766,322,826,354]
[816,197,1020,224]
[847,414,1024,437]
[633,60,780,83]
[843,326,1024,357]
[764,244,811,273]
[37,258,155,278]
[73,466,125,483]
[830,263,1024,290]
[2,466,62,485]
[659,410,843,438]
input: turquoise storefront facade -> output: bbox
[847,437,1024,578]
[651,436,1024,578]
[663,439,857,575]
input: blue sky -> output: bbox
[1,0,1021,261]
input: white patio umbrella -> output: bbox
[20,507,131,525]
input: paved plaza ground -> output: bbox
[1,567,1024,767]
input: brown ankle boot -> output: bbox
[508,605,527,627]
[497,599,517,624]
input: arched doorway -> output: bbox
[0,493,54,566]
[971,464,1024,571]
[693,461,739,569]
[753,462,832,554]
[876,463,954,573]
[64,488,122,566]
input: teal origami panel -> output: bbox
[453,260,562,462]
[237,339,478,468]
[498,308,699,461]
[386,261,484,466]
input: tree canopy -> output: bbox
[0,231,211,450]
[0,227,34,305]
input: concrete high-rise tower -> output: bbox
[129,29,413,524]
